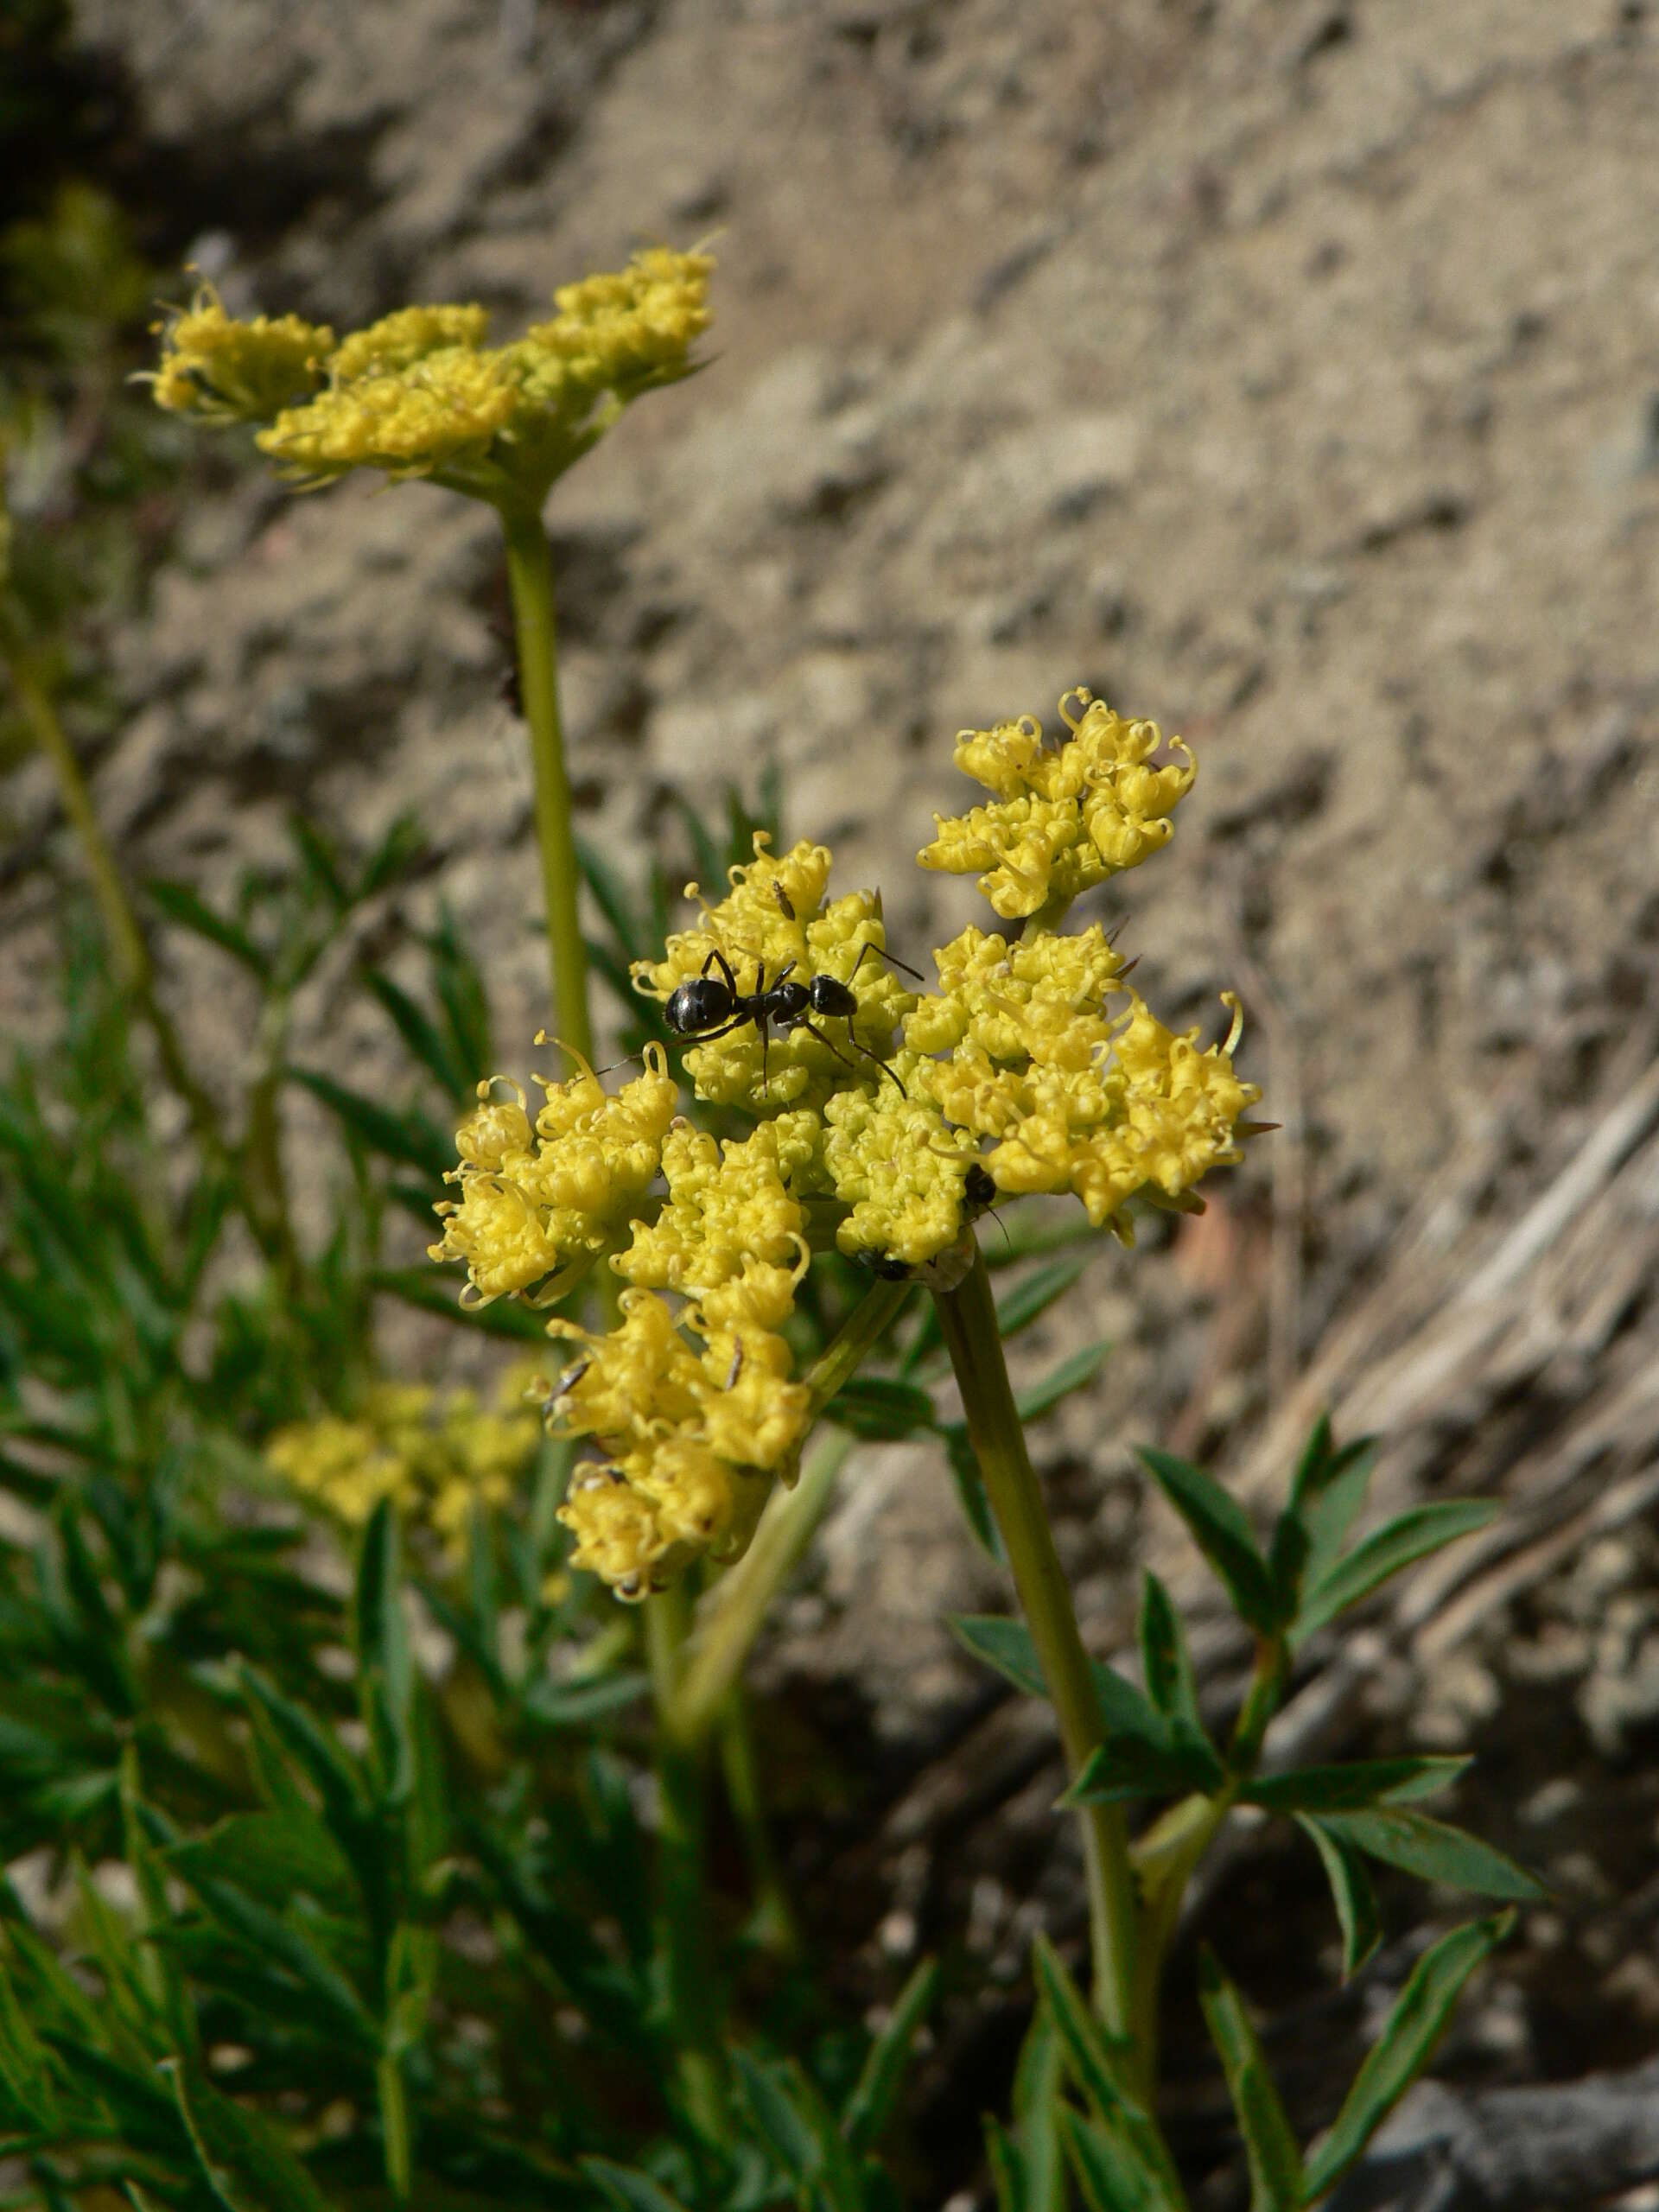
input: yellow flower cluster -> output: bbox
[549,1122,814,1597]
[429,1046,679,1304]
[631,834,915,1114]
[918,689,1195,921]
[150,250,712,500]
[148,287,335,420]
[266,1377,540,1554]
[428,683,1260,1602]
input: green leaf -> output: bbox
[1268,1421,1380,1617]
[1016,1340,1110,1425]
[949,1615,1218,1796]
[364,968,467,1098]
[827,1376,939,1442]
[995,1255,1093,1341]
[1058,2108,1178,2211]
[1313,1809,1543,1902]
[1243,1758,1471,1815]
[353,1501,414,1801]
[1031,1936,1185,2204]
[734,2050,862,2210]
[427,903,493,1082]
[286,1068,453,1182]
[1295,1816,1382,1980]
[985,2116,1033,2212]
[162,1812,354,1911]
[520,1673,650,1730]
[582,2162,693,2212]
[144,880,270,980]
[1293,1501,1499,1643]
[842,1956,939,2154]
[1011,2000,1065,2212]
[167,2060,330,2212]
[358,811,424,899]
[1065,1733,1224,1807]
[287,816,350,912]
[941,1427,1007,1566]
[1136,1447,1280,1634]
[575,835,645,961]
[950,1613,1050,1699]
[1196,1949,1303,2211]
[1301,1914,1515,2199]
[1138,1572,1207,1751]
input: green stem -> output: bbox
[498,501,593,1069]
[376,2052,412,2200]
[645,1582,728,2145]
[719,1694,798,1960]
[666,1278,912,1747]
[2,622,231,1177]
[931,1243,1141,2059]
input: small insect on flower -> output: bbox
[663,942,920,1096]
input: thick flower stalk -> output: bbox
[266,1375,540,1555]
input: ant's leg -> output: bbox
[798,1016,908,1098]
[702,947,741,995]
[679,1014,751,1046]
[848,940,925,985]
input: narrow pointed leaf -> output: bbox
[1017,1340,1110,1424]
[1136,1447,1279,1634]
[1197,1949,1303,2211]
[1303,1915,1515,2198]
[1138,1572,1208,1749]
[583,2162,693,2212]
[942,1427,1007,1566]
[1243,1758,1471,1815]
[144,880,270,980]
[1033,1936,1189,2209]
[1293,1501,1499,1643]
[1012,2001,1065,2212]
[1314,1808,1543,1901]
[1296,1816,1382,1980]
[995,1255,1093,1340]
[827,1376,939,1441]
[842,1956,939,2152]
[1057,2108,1173,2211]
[985,2115,1032,2212]
[363,969,467,1097]
[353,1501,414,1799]
[1065,1733,1224,1806]
[288,1068,453,1181]
[168,2061,330,2212]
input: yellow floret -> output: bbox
[822,1054,983,1268]
[330,303,491,384]
[150,285,334,420]
[265,1374,540,1558]
[257,345,521,481]
[918,690,1196,922]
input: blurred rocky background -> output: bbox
[3,2,1659,2204]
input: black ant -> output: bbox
[664,940,920,1096]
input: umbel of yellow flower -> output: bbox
[266,1376,540,1557]
[919,688,1195,922]
[149,247,712,505]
